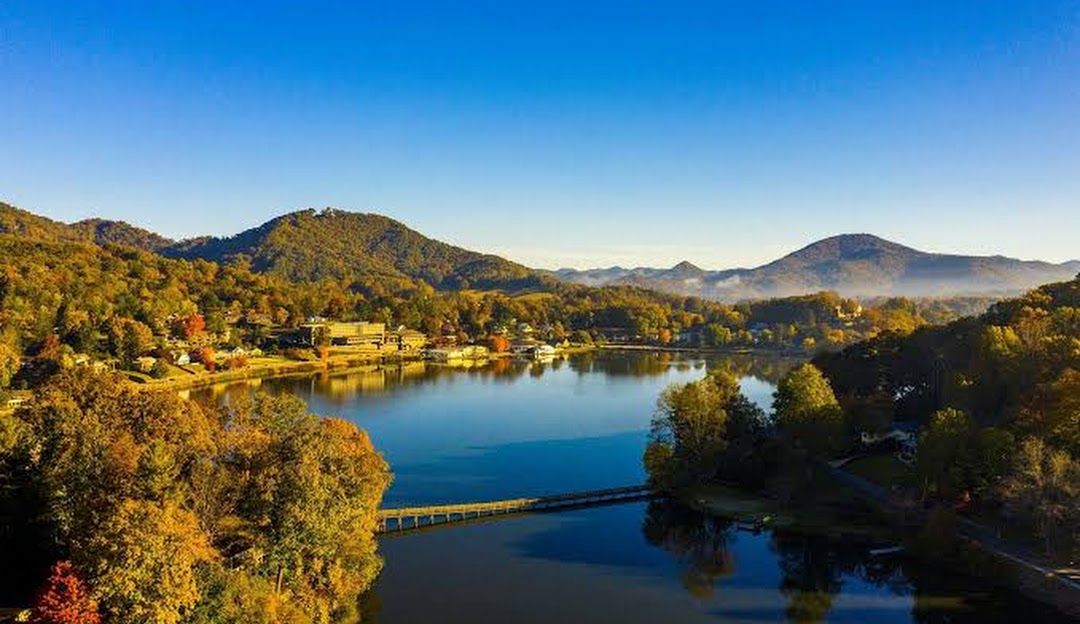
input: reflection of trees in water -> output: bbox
[708,353,802,386]
[641,500,737,598]
[771,533,850,623]
[195,352,802,408]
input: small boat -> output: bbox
[868,545,904,557]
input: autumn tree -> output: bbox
[193,347,216,371]
[1000,437,1079,557]
[916,408,974,500]
[773,364,845,456]
[0,341,19,388]
[29,560,101,624]
[645,370,765,488]
[172,314,206,340]
[213,394,391,620]
[84,500,215,624]
[487,334,510,353]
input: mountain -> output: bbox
[555,234,1080,301]
[165,208,543,290]
[4,202,1075,302]
[0,201,90,243]
[70,218,175,252]
[0,203,545,292]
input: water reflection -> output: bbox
[191,351,793,506]
[643,500,738,598]
[187,352,1067,624]
[367,498,1064,624]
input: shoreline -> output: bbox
[679,472,1080,618]
[130,345,603,393]
[598,343,807,357]
[131,351,417,392]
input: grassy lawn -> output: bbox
[846,453,915,489]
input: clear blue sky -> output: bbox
[1,1,1077,269]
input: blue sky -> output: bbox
[1,1,1077,269]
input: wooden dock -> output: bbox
[376,484,654,533]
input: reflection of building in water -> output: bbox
[392,361,428,382]
[320,367,387,398]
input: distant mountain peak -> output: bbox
[557,232,1078,301]
[670,260,704,273]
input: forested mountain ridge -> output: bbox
[0,203,544,293]
[165,208,544,291]
[555,233,1080,301]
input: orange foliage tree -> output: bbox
[29,560,101,624]
[193,347,216,372]
[173,314,206,340]
[487,335,510,353]
[225,355,248,370]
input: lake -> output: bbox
[192,350,1066,623]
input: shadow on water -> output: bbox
[491,499,1067,624]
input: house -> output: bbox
[393,328,427,352]
[859,422,918,446]
[531,344,557,359]
[173,352,191,366]
[861,422,919,464]
[510,339,540,355]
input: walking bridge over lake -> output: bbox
[376,484,654,533]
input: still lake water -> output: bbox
[192,351,1067,623]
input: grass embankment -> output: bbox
[126,351,419,392]
[678,480,899,541]
[845,454,915,489]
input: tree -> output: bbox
[193,347,216,372]
[1000,437,1079,557]
[704,324,732,347]
[118,320,153,366]
[773,364,844,456]
[0,341,19,388]
[29,560,101,624]
[216,395,391,620]
[570,329,593,345]
[84,500,215,624]
[173,314,206,340]
[487,335,510,353]
[916,408,974,499]
[645,370,764,488]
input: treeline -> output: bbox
[0,200,999,397]
[0,369,390,622]
[645,274,1080,559]
[0,225,982,394]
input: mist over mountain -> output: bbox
[555,234,1080,301]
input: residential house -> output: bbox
[393,328,428,352]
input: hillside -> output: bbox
[555,234,1080,301]
[165,208,543,291]
[71,218,175,252]
[0,203,546,293]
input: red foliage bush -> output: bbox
[29,561,101,624]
